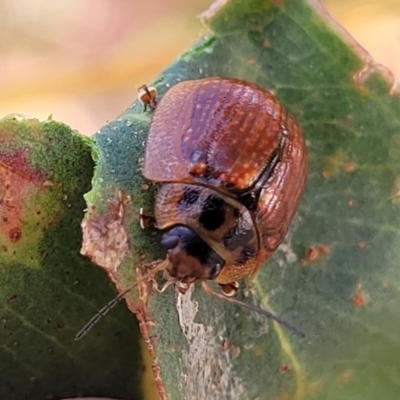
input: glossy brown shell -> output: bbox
[143,77,307,283]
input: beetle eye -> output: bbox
[161,234,180,250]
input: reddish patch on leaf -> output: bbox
[0,150,45,245]
[0,151,43,182]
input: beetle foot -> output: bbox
[138,84,157,111]
[219,281,239,297]
[139,207,156,229]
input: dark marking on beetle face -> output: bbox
[199,194,226,231]
[237,245,257,265]
[178,187,201,209]
[224,225,255,251]
[162,225,224,280]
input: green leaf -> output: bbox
[88,0,400,399]
[0,116,143,400]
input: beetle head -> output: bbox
[161,225,224,291]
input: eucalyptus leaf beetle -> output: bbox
[143,77,308,294]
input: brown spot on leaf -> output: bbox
[301,244,330,266]
[8,227,21,242]
[307,247,319,262]
[7,294,17,302]
[279,363,291,373]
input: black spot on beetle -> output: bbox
[237,245,257,264]
[163,225,224,280]
[224,226,255,250]
[178,187,201,209]
[199,194,226,231]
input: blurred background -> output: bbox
[0,0,399,136]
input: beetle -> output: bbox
[143,77,307,293]
[75,77,307,340]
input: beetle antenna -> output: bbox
[201,281,305,338]
[75,261,168,341]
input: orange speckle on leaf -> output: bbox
[352,284,368,308]
[344,162,356,173]
[352,293,365,307]
[307,247,319,262]
[301,244,330,265]
[357,241,367,249]
[319,244,330,255]
[322,171,331,179]
[338,369,354,384]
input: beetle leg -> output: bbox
[138,84,157,111]
[150,278,174,293]
[201,281,305,338]
[139,207,156,229]
[219,281,239,297]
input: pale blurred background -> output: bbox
[0,0,399,136]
